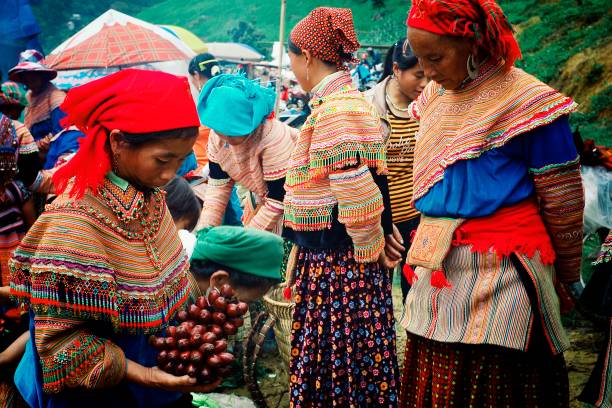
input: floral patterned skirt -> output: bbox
[288,246,399,408]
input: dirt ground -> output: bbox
[224,278,603,408]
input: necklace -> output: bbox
[385,93,410,112]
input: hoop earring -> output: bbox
[112,152,120,174]
[467,54,479,80]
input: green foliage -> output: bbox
[228,21,265,47]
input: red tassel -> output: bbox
[283,286,292,300]
[402,264,418,285]
[430,270,451,289]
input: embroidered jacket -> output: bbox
[283,71,388,262]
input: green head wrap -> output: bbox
[191,226,284,280]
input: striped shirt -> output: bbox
[386,111,419,223]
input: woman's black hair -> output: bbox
[188,53,221,80]
[163,176,202,231]
[287,38,353,67]
[379,38,419,83]
[119,126,199,147]
[190,259,281,289]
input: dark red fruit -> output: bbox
[176,310,189,322]
[166,326,177,338]
[156,350,169,366]
[177,338,190,351]
[162,361,175,373]
[167,350,179,362]
[192,324,205,334]
[198,309,211,324]
[213,339,227,354]
[223,322,237,335]
[180,350,191,362]
[202,332,217,344]
[217,352,235,365]
[188,304,201,320]
[191,332,204,347]
[181,320,196,330]
[225,303,240,317]
[186,364,198,378]
[199,343,215,356]
[208,289,221,304]
[175,363,187,376]
[206,354,222,368]
[196,296,208,309]
[220,283,235,298]
[236,302,248,315]
[176,325,190,339]
[228,318,244,328]
[213,297,227,311]
[198,367,212,382]
[212,312,226,325]
[190,350,203,365]
[165,337,177,350]
[210,324,224,338]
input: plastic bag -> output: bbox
[582,165,612,233]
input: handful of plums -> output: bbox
[149,284,248,384]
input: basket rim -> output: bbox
[263,283,294,308]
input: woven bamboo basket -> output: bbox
[262,283,294,367]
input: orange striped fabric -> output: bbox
[283,71,387,262]
[386,112,419,223]
[410,59,577,202]
[400,246,569,354]
[199,118,297,232]
[10,174,196,391]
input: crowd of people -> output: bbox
[0,0,610,407]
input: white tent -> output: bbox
[205,42,263,63]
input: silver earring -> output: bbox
[467,54,479,80]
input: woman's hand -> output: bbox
[385,224,405,263]
[145,367,222,393]
[0,286,11,300]
[126,360,222,393]
[378,250,400,270]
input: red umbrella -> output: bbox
[45,9,195,70]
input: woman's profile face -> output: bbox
[394,63,428,101]
[111,129,197,188]
[407,27,473,90]
[288,50,312,92]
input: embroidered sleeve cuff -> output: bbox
[348,222,385,263]
[247,197,284,232]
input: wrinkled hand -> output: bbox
[146,367,222,393]
[385,224,405,263]
[378,250,400,270]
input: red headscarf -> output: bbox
[290,7,360,68]
[53,69,200,198]
[407,0,522,68]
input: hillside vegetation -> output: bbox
[31,0,611,145]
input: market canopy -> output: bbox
[44,9,195,70]
[205,42,264,63]
[160,25,207,54]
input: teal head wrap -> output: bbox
[191,226,283,280]
[197,74,276,137]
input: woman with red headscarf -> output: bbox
[399,0,584,406]
[8,70,221,407]
[284,7,399,407]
